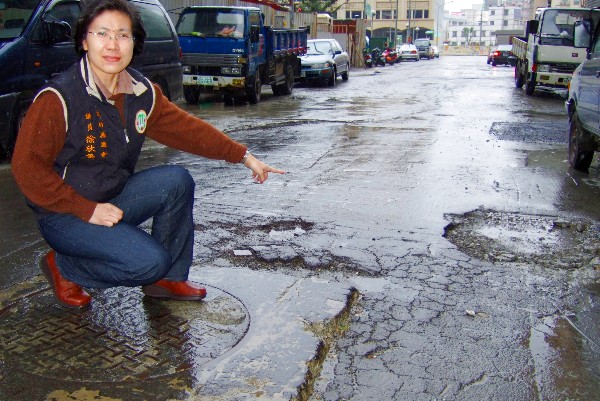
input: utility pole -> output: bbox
[407,0,412,43]
[479,10,483,46]
[394,0,399,47]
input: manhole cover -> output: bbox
[444,209,600,268]
[0,285,249,382]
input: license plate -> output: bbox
[197,76,213,85]
[301,71,306,77]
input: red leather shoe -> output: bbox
[40,251,91,308]
[142,279,207,301]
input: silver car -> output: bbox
[398,44,420,61]
[300,39,350,86]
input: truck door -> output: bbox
[25,0,79,86]
[248,10,264,69]
[576,41,600,132]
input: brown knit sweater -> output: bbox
[11,84,247,222]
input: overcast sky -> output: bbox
[445,0,484,12]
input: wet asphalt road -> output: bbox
[1,55,600,400]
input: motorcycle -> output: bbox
[363,48,373,68]
[382,47,399,65]
[370,47,386,67]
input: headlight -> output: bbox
[311,62,331,69]
[221,66,242,75]
[182,65,191,73]
[537,64,550,72]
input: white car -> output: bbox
[300,39,350,86]
[432,45,440,58]
[397,44,420,61]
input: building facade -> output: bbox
[332,0,439,45]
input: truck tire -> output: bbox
[184,86,200,105]
[272,64,294,96]
[152,76,171,100]
[2,96,30,159]
[569,111,595,172]
[327,68,336,86]
[525,72,536,96]
[246,74,261,104]
[341,64,349,81]
[514,63,524,88]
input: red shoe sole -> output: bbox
[142,284,206,301]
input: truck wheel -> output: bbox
[514,64,524,88]
[2,97,30,159]
[569,111,595,172]
[274,64,294,96]
[246,74,261,104]
[327,68,336,86]
[184,87,200,105]
[153,76,171,100]
[341,64,349,81]
[525,73,535,96]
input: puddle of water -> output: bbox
[528,314,600,400]
[477,225,559,255]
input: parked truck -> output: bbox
[513,7,590,96]
[175,6,307,105]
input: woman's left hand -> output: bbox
[243,153,285,183]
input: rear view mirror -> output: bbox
[46,19,72,44]
[573,20,591,48]
[525,19,538,36]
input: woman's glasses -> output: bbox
[88,30,134,43]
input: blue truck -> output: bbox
[175,6,307,105]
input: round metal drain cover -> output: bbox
[444,209,600,268]
[0,285,249,382]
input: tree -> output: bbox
[296,0,338,13]
[462,27,475,46]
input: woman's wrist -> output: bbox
[240,149,250,165]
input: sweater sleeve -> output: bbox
[11,91,98,221]
[145,84,247,162]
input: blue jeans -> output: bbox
[37,165,195,289]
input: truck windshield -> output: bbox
[0,0,39,40]
[177,8,244,38]
[539,9,588,45]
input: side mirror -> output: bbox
[334,50,341,55]
[250,26,259,42]
[45,18,72,44]
[573,20,592,49]
[525,19,538,37]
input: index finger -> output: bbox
[267,167,286,174]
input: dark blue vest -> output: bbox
[42,58,155,203]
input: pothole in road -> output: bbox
[490,121,567,143]
[443,209,600,269]
[197,218,380,277]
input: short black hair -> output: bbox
[75,0,146,58]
